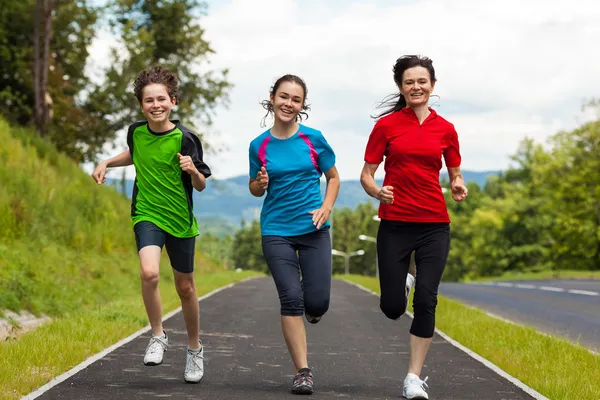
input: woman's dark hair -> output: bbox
[260,74,311,127]
[133,66,180,103]
[372,55,437,119]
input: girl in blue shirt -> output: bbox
[248,74,340,395]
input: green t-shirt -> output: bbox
[126,120,211,238]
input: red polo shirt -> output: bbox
[364,107,461,223]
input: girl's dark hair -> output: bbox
[372,55,437,119]
[260,74,311,127]
[133,66,180,103]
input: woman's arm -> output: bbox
[360,162,393,204]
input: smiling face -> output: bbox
[399,66,435,108]
[270,81,305,125]
[140,83,176,124]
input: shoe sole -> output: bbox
[144,360,163,366]
[184,376,203,384]
[403,393,428,400]
[291,387,313,395]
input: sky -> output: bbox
[86,0,600,181]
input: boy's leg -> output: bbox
[297,229,332,323]
[165,235,200,349]
[166,234,204,383]
[134,221,169,366]
[134,221,167,336]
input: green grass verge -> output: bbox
[0,269,261,400]
[339,274,600,400]
[466,269,600,282]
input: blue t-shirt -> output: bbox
[249,124,336,236]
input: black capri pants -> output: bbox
[262,229,332,317]
[377,220,450,338]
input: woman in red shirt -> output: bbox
[360,55,468,400]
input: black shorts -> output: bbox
[133,221,196,273]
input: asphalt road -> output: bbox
[439,279,600,351]
[25,277,543,400]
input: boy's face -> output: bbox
[140,83,176,124]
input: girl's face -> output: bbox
[399,66,435,108]
[140,83,176,124]
[270,81,305,124]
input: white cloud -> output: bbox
[86,0,600,181]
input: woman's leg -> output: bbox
[376,220,416,320]
[408,223,450,376]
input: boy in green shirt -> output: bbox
[91,66,210,383]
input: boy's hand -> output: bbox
[256,166,269,189]
[177,153,199,176]
[91,162,107,184]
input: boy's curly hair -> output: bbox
[133,66,180,103]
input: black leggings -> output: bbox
[377,220,450,338]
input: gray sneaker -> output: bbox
[144,331,168,366]
[184,345,204,383]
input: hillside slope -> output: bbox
[0,118,218,316]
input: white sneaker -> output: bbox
[402,373,429,399]
[405,274,416,314]
[184,345,204,383]
[144,332,168,366]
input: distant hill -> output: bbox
[107,170,500,233]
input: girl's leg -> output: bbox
[297,229,332,321]
[261,235,307,371]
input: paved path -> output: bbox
[440,279,600,351]
[27,277,544,399]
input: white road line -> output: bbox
[515,284,536,289]
[22,276,260,400]
[568,289,599,296]
[343,279,550,400]
[466,282,599,297]
[539,286,565,292]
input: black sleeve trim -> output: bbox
[126,121,146,157]
[180,127,212,179]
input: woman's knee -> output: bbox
[380,299,407,320]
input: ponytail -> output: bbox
[371,93,406,119]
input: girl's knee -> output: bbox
[304,296,330,317]
[279,289,304,316]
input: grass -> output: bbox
[0,268,260,400]
[466,269,600,282]
[0,117,264,399]
[339,274,600,400]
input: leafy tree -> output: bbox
[0,0,99,160]
[85,0,231,160]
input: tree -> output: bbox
[0,0,99,160]
[32,0,55,136]
[85,0,231,160]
